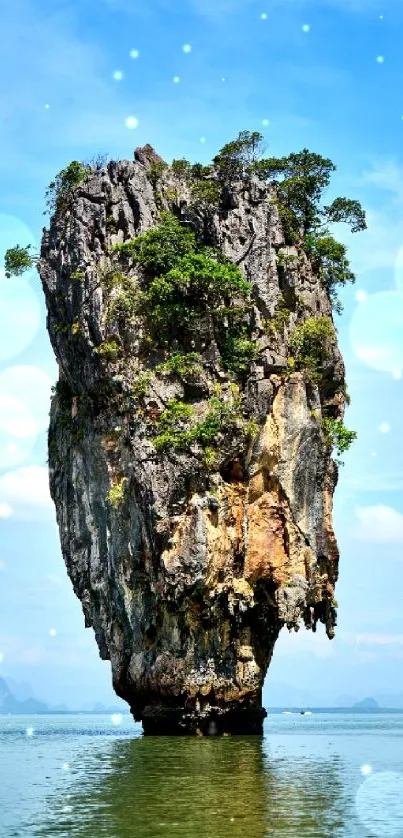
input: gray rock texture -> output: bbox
[40,147,345,734]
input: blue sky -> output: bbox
[0,0,403,709]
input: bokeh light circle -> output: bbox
[0,366,53,435]
[0,391,37,468]
[0,366,52,469]
[349,291,403,373]
[356,771,403,837]
[0,393,36,437]
[0,213,41,362]
[0,272,41,362]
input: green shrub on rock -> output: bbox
[190,179,221,206]
[288,316,335,381]
[45,160,91,216]
[156,353,203,381]
[132,372,151,399]
[171,158,192,179]
[144,251,251,344]
[107,478,128,509]
[322,417,357,464]
[219,333,258,376]
[113,213,196,277]
[95,339,120,360]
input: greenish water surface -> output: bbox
[1,712,403,837]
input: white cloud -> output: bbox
[0,394,37,438]
[0,502,13,518]
[362,160,403,204]
[336,161,403,277]
[349,290,403,374]
[0,261,41,365]
[354,505,403,543]
[355,633,403,647]
[0,634,47,665]
[340,211,403,275]
[344,473,403,492]
[0,466,53,522]
[0,631,99,668]
[275,626,335,659]
[0,366,54,436]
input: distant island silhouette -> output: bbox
[0,676,127,714]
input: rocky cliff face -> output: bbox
[40,147,345,734]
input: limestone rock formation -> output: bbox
[40,147,345,734]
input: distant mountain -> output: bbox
[0,677,49,714]
[4,678,37,702]
[82,701,129,714]
[335,694,359,707]
[0,676,130,714]
[353,697,380,710]
[264,681,331,708]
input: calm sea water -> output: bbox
[0,712,402,837]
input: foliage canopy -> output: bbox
[289,316,335,381]
[212,132,366,310]
[322,417,357,465]
[4,244,37,278]
[113,212,197,277]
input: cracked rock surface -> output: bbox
[40,148,344,734]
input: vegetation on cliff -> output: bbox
[4,130,364,467]
[18,130,369,734]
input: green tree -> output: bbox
[257,149,336,236]
[250,148,366,236]
[303,235,355,313]
[144,251,251,342]
[190,163,212,180]
[148,160,167,188]
[247,147,367,309]
[171,158,192,179]
[4,244,38,278]
[213,131,266,180]
[191,179,221,205]
[113,212,197,277]
[219,332,258,375]
[45,160,92,216]
[323,197,367,232]
[289,316,335,381]
[322,417,357,465]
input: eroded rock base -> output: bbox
[139,701,267,736]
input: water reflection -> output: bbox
[37,735,349,838]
